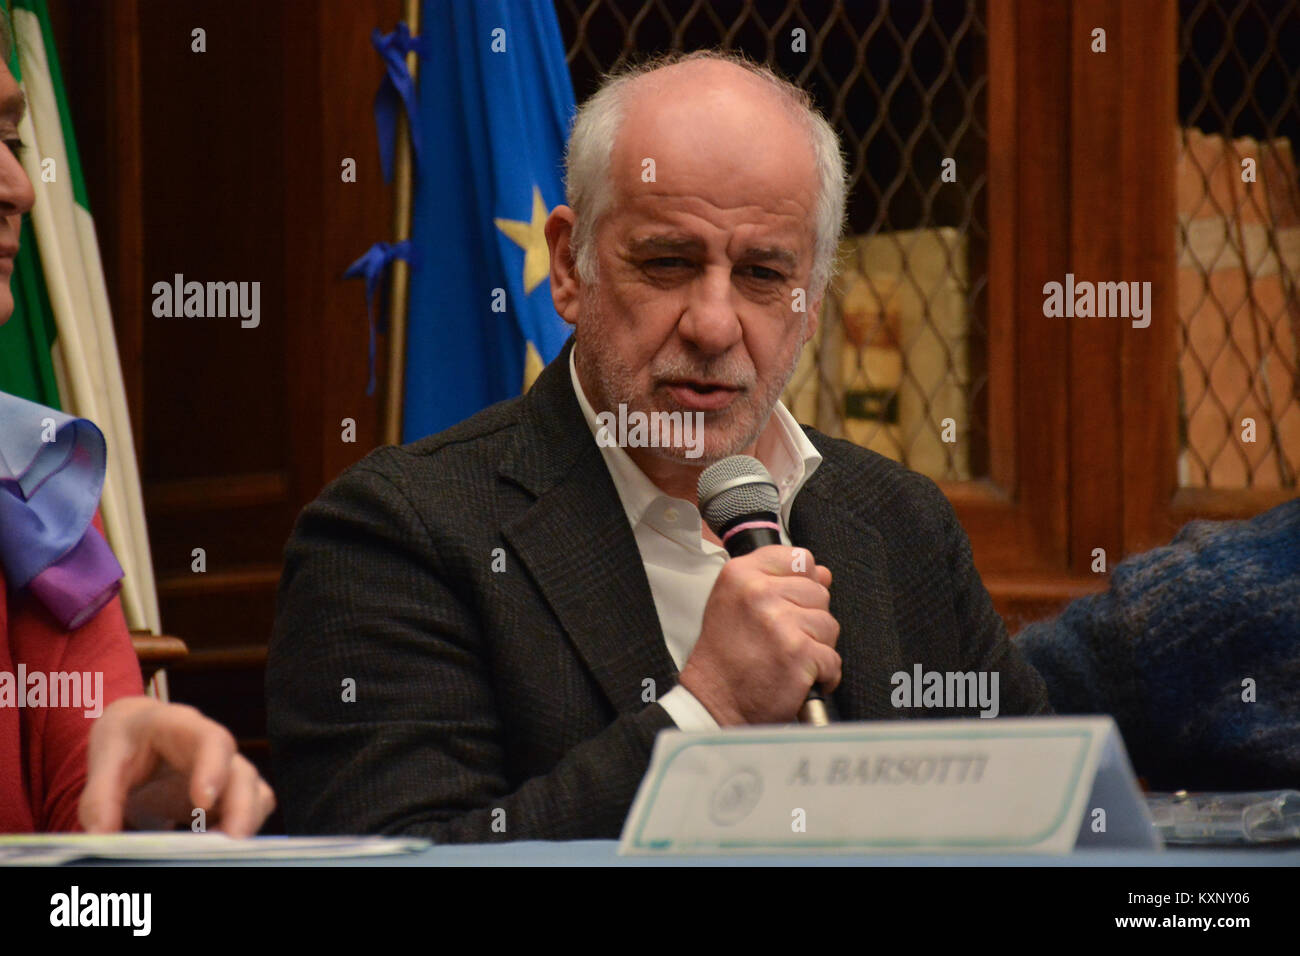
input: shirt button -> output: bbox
[663,507,679,523]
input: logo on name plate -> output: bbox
[709,766,764,826]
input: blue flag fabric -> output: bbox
[404,0,576,442]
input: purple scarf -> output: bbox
[0,391,123,629]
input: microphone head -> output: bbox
[697,455,781,533]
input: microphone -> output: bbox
[697,455,832,727]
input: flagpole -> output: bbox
[383,0,421,446]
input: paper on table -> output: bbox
[0,833,430,865]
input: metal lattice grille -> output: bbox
[557,0,989,481]
[1177,0,1300,489]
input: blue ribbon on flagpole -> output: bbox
[344,240,416,396]
[372,22,430,183]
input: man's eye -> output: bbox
[742,265,784,281]
[645,257,691,269]
[4,138,24,158]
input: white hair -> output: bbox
[564,50,848,297]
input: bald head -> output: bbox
[610,60,819,236]
[619,56,811,131]
[563,50,847,297]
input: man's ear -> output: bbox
[805,292,824,343]
[545,206,581,325]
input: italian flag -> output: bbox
[0,0,161,640]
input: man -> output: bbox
[0,14,273,835]
[268,50,1049,841]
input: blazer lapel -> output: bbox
[499,340,677,717]
[790,465,905,722]
[499,341,905,723]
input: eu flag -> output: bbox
[404,0,576,442]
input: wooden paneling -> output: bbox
[54,1,400,794]
[136,3,290,484]
[1118,0,1184,556]
[1170,486,1296,522]
[970,0,1189,609]
[1060,0,1186,564]
[950,0,1073,586]
[144,471,291,514]
[284,0,399,499]
[1068,0,1126,573]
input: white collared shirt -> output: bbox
[569,346,822,729]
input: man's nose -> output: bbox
[0,148,35,218]
[677,266,742,355]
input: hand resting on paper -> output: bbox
[78,696,275,836]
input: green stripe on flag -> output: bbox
[0,217,60,406]
[2,1,15,80]
[0,0,60,406]
[12,0,87,207]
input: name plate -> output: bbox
[619,716,1160,855]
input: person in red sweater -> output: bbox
[1,511,142,831]
[0,25,272,835]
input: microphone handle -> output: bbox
[798,686,832,727]
[718,519,833,727]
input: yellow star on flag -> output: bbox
[494,185,551,295]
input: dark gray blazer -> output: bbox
[267,338,1050,841]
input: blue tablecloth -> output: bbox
[122,839,1300,866]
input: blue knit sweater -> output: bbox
[1016,498,1300,790]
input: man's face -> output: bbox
[569,70,822,465]
[0,61,33,325]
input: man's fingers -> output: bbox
[772,575,832,611]
[751,545,831,584]
[806,642,843,693]
[797,608,841,649]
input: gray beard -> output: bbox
[573,287,807,466]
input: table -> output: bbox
[113,839,1300,866]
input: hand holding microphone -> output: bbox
[678,456,840,726]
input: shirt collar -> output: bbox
[568,345,822,535]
